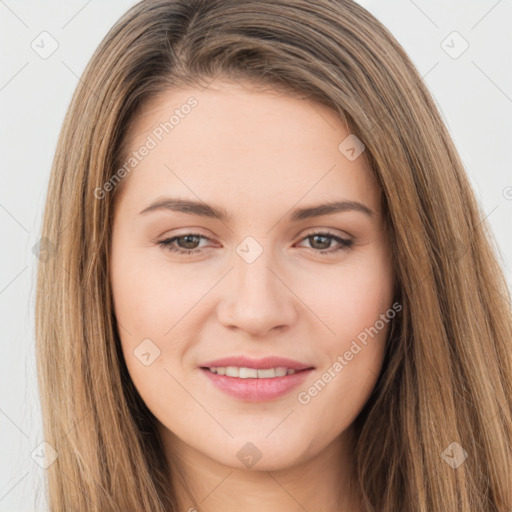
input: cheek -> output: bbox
[305,247,394,347]
[110,246,206,338]
[110,248,186,413]
[307,246,394,393]
[110,245,218,399]
[296,268,394,434]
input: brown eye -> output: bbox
[297,232,353,254]
[158,234,210,255]
[175,235,202,250]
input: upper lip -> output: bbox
[200,356,314,371]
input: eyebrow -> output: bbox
[138,197,374,222]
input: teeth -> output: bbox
[208,366,297,378]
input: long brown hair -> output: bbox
[35,0,512,510]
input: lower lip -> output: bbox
[200,368,314,402]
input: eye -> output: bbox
[157,231,353,256]
[158,233,211,255]
[295,231,353,255]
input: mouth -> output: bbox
[200,366,310,378]
[198,363,315,402]
[200,355,313,372]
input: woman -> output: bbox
[35,0,512,510]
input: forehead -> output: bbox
[118,80,380,215]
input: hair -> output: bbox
[35,0,512,510]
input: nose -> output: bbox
[216,247,298,337]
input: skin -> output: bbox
[110,79,395,511]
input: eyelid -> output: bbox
[158,227,351,243]
[300,227,352,239]
[155,227,213,242]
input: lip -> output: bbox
[200,356,313,371]
[199,356,315,402]
[200,368,314,402]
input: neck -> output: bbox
[159,423,363,512]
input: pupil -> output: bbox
[311,235,330,250]
[180,235,199,249]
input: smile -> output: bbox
[205,366,297,378]
[199,367,314,402]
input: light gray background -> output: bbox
[1,1,511,510]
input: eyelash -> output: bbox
[157,231,353,256]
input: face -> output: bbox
[109,80,395,473]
